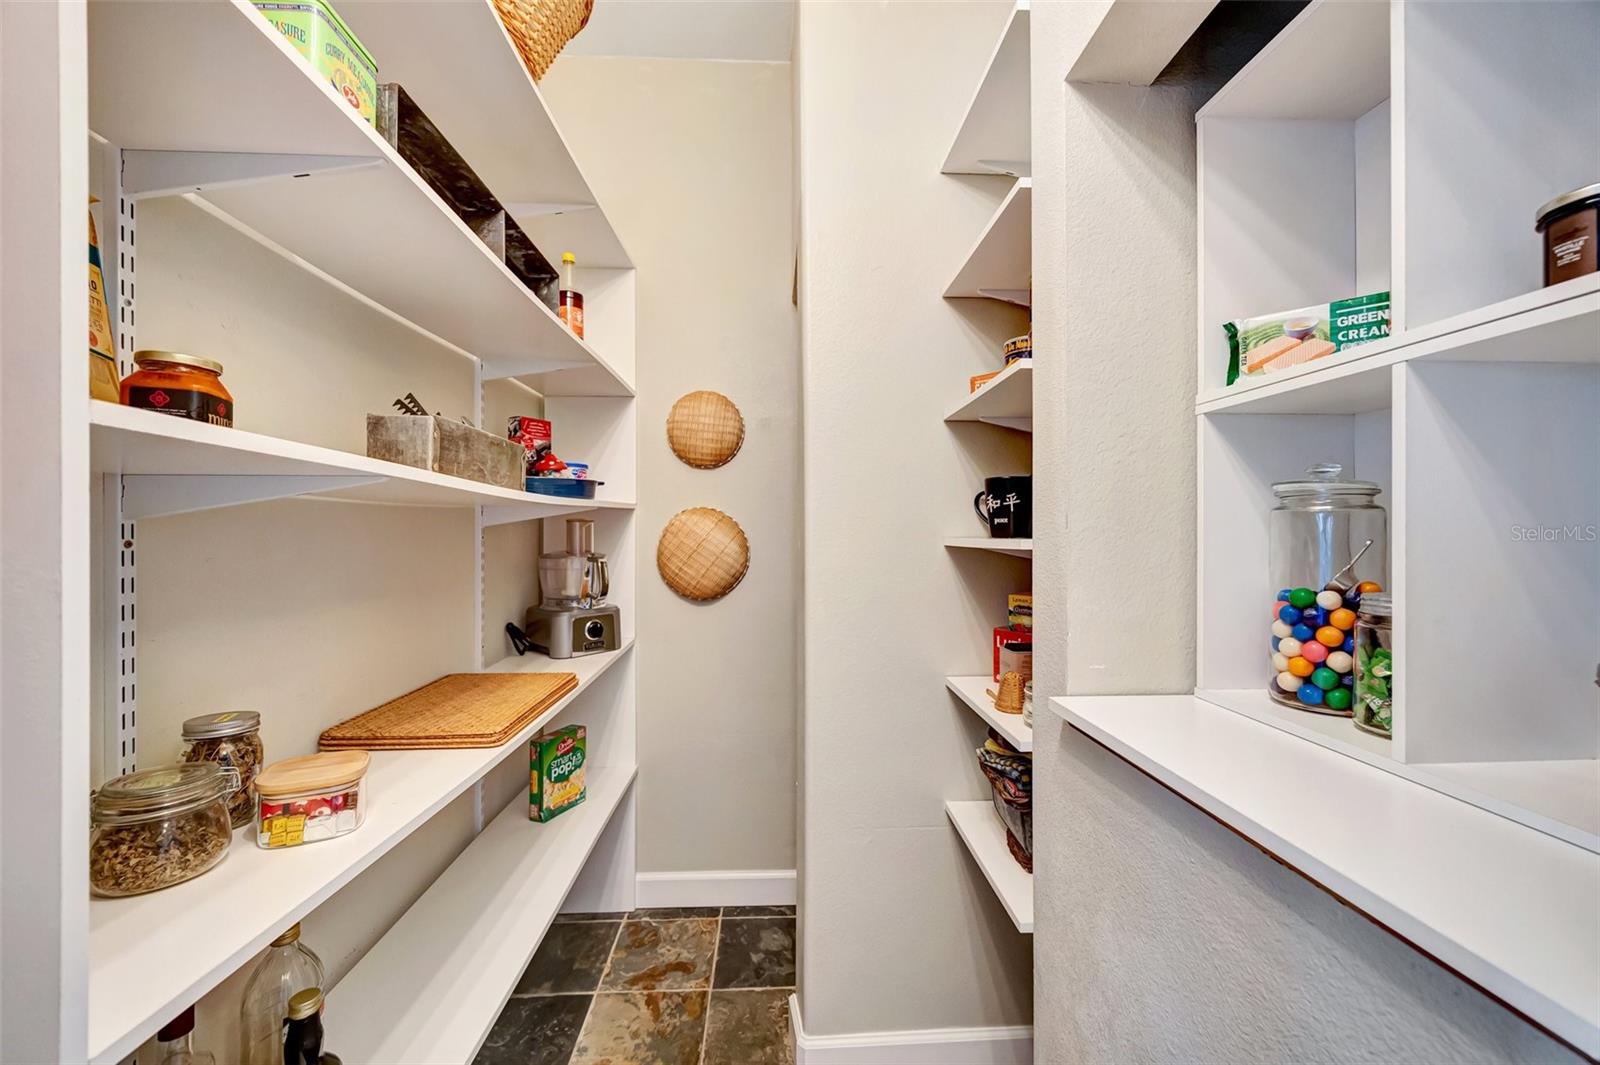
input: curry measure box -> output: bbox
[530,725,586,823]
[253,0,379,125]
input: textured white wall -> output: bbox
[538,55,801,873]
[1029,4,1586,1061]
[796,0,1035,1037]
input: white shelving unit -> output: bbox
[941,1,1030,177]
[1064,0,1220,86]
[945,179,1031,306]
[944,537,1032,559]
[945,359,1032,431]
[1052,694,1598,1058]
[945,801,1033,933]
[946,676,1033,752]
[325,765,638,1063]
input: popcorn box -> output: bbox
[530,725,586,823]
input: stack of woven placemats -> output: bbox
[319,672,578,751]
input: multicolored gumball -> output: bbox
[1288,587,1316,609]
[1277,671,1299,692]
[1329,607,1356,631]
[1292,623,1315,642]
[1356,581,1383,594]
[1325,650,1353,673]
[1272,652,1290,672]
[1301,606,1328,627]
[1297,683,1325,706]
[1278,604,1301,625]
[1324,687,1353,712]
[1278,589,1293,602]
[1311,666,1339,690]
[1287,656,1314,678]
[1301,641,1327,664]
[1279,637,1303,657]
[1271,620,1293,639]
[1315,625,1344,648]
[1315,590,1342,610]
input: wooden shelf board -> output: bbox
[1197,275,1600,415]
[325,765,637,1063]
[87,640,634,1064]
[946,801,1033,933]
[89,402,634,519]
[87,0,632,394]
[945,360,1032,426]
[945,537,1033,558]
[942,2,1030,176]
[946,676,1033,752]
[1053,693,1600,1057]
[945,180,1031,302]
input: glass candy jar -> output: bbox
[1267,463,1387,715]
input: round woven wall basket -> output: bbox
[657,508,750,601]
[666,391,745,469]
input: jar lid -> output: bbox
[182,710,261,740]
[1272,462,1380,504]
[286,987,323,1021]
[1358,592,1394,616]
[132,349,224,374]
[255,750,370,799]
[1535,182,1600,228]
[91,763,236,824]
[270,923,303,947]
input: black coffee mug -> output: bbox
[973,475,1032,538]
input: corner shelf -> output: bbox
[1066,0,1221,86]
[941,1,1030,177]
[946,801,1033,933]
[1053,693,1599,1058]
[946,676,1032,752]
[325,765,638,1063]
[90,402,635,521]
[945,359,1032,430]
[945,179,1031,306]
[86,0,632,396]
[87,640,635,1064]
[945,537,1032,559]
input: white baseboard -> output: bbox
[788,993,1032,1065]
[634,869,796,908]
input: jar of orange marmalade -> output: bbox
[122,350,234,427]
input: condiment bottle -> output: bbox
[283,988,342,1065]
[121,351,234,427]
[239,923,325,1065]
[558,251,584,338]
[156,1006,215,1065]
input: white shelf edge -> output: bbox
[86,640,635,1064]
[940,1,1031,177]
[945,359,1033,425]
[945,537,1033,559]
[946,800,1033,933]
[1052,693,1600,1057]
[325,765,638,1063]
[1066,0,1220,87]
[1196,275,1600,415]
[944,178,1032,302]
[1195,0,1388,121]
[946,676,1033,752]
[90,402,635,520]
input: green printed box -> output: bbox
[530,725,587,823]
[1225,291,1390,386]
[253,0,379,125]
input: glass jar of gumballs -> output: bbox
[1268,463,1387,715]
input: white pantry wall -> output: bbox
[796,0,1034,1039]
[537,54,802,875]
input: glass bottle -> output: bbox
[558,251,584,338]
[1266,463,1387,715]
[156,1006,215,1065]
[283,988,343,1065]
[239,923,325,1065]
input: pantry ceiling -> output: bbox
[562,0,795,62]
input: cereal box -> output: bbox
[530,725,586,823]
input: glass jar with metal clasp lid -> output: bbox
[89,763,237,897]
[1353,593,1395,737]
[1266,463,1387,716]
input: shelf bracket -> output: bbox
[122,474,384,519]
[479,356,591,382]
[121,150,382,201]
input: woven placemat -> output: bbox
[657,507,749,601]
[319,672,578,750]
[666,391,744,469]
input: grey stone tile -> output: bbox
[722,905,796,918]
[474,994,591,1065]
[514,920,621,996]
[713,918,796,990]
[703,989,794,1065]
[600,918,718,991]
[570,991,708,1065]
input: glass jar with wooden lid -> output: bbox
[254,751,369,850]
[121,350,234,427]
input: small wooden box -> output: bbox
[366,414,524,490]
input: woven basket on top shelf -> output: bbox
[491,0,594,82]
[658,507,750,601]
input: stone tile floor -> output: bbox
[475,907,796,1065]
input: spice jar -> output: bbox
[182,712,265,829]
[121,350,234,427]
[90,763,237,897]
[1267,463,1387,715]
[1354,593,1395,737]
[255,751,369,850]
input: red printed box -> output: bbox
[507,416,552,476]
[993,627,1032,682]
